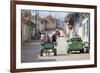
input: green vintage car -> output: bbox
[67,36,84,54]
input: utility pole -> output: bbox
[35,10,37,39]
[37,10,40,39]
[55,15,57,29]
[29,10,32,42]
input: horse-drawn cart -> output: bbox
[40,42,57,56]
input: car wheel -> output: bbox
[86,48,89,53]
[53,49,57,56]
[80,49,84,53]
[40,49,44,56]
[67,50,71,54]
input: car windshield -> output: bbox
[70,38,82,42]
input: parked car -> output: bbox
[66,36,84,54]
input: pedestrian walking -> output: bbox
[40,33,46,42]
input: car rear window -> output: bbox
[70,38,82,42]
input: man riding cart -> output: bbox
[40,33,57,56]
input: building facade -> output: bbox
[64,13,90,43]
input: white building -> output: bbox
[75,13,90,43]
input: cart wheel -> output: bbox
[67,50,72,54]
[40,49,43,56]
[86,49,89,53]
[80,49,84,53]
[53,49,57,56]
[67,50,70,54]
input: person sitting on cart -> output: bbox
[52,33,57,45]
[44,34,51,43]
[40,33,46,42]
[40,33,46,46]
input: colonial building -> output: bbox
[76,13,90,42]
[44,15,58,30]
[21,10,61,43]
[64,13,75,39]
[64,13,90,43]
[21,10,31,43]
[21,10,38,43]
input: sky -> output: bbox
[31,10,70,21]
